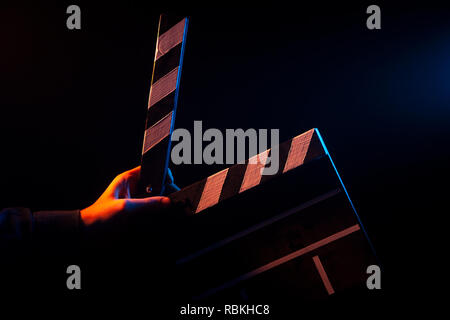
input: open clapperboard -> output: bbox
[139,14,378,303]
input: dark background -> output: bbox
[1,0,448,309]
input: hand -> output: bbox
[80,166,171,226]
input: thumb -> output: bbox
[124,196,171,212]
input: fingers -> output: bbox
[107,166,180,200]
[104,166,141,199]
[124,196,171,212]
[119,166,141,186]
[124,166,141,178]
[122,166,141,196]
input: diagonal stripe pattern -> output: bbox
[148,67,179,109]
[170,128,326,215]
[155,18,187,60]
[139,15,189,196]
[142,111,173,154]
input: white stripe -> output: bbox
[239,150,270,193]
[155,18,186,61]
[148,67,179,108]
[196,169,229,213]
[142,111,173,154]
[283,129,314,173]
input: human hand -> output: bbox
[80,166,171,226]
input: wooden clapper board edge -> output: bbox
[139,14,378,301]
[139,14,189,196]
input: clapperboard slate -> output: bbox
[138,14,378,303]
[169,129,378,302]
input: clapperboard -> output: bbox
[139,14,378,303]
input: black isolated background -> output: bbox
[0,0,448,313]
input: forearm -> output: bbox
[0,207,82,241]
[33,209,82,236]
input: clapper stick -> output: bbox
[169,129,324,215]
[139,14,189,196]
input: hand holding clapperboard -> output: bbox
[137,14,379,303]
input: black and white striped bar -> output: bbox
[169,128,325,215]
[139,14,189,196]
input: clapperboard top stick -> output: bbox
[139,14,189,196]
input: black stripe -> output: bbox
[218,164,247,202]
[169,179,207,215]
[153,43,182,83]
[260,137,292,184]
[303,131,327,163]
[139,136,171,196]
[159,14,186,35]
[146,92,176,129]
